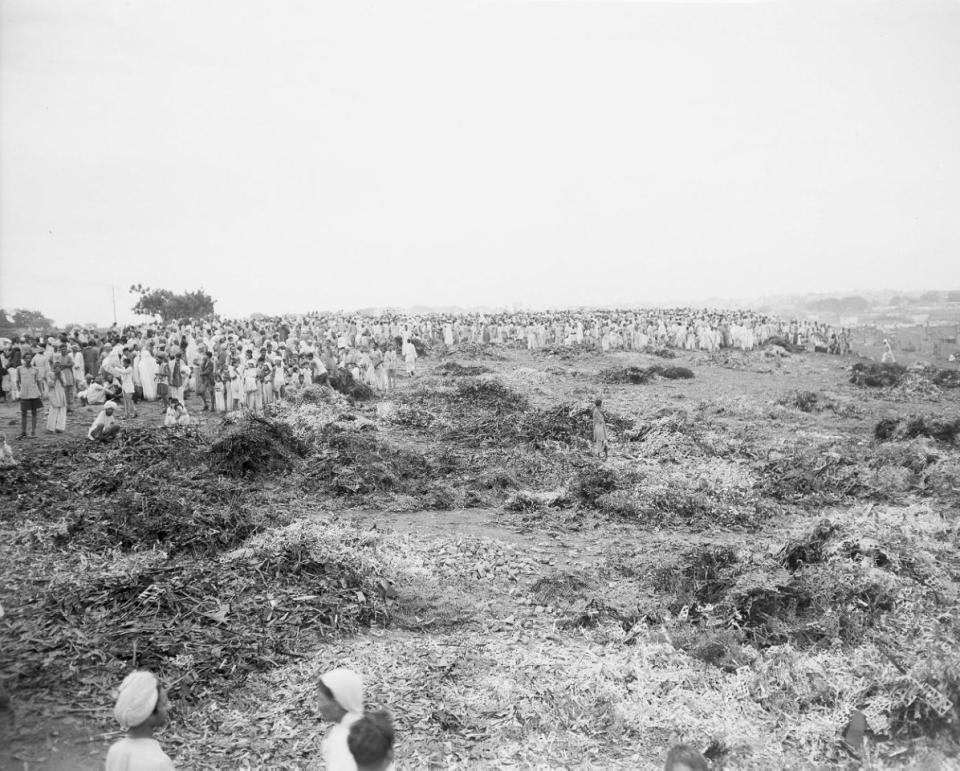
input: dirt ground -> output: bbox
[2,345,958,770]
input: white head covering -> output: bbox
[104,400,118,411]
[114,670,159,729]
[320,668,363,715]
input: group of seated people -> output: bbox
[107,668,710,771]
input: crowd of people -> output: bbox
[0,307,852,441]
[105,666,709,771]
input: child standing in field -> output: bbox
[156,353,171,409]
[592,398,609,460]
[106,670,175,771]
[117,357,138,418]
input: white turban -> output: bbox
[104,401,118,411]
[114,670,159,729]
[320,668,363,715]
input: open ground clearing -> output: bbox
[2,344,959,769]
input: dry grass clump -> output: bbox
[762,445,872,505]
[328,367,375,401]
[504,488,570,512]
[304,426,457,499]
[928,367,960,388]
[645,515,960,743]
[288,383,348,407]
[571,463,619,504]
[850,362,908,387]
[777,390,860,417]
[599,365,694,384]
[2,427,278,557]
[643,346,677,359]
[874,415,960,444]
[209,416,311,477]
[434,361,492,377]
[762,432,960,507]
[452,377,529,411]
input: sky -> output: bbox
[1,0,959,326]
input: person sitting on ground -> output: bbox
[347,710,395,771]
[78,375,107,406]
[318,668,365,771]
[664,743,708,771]
[0,432,17,467]
[163,398,190,427]
[106,670,175,771]
[88,401,121,442]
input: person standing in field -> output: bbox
[117,357,138,419]
[15,351,43,439]
[156,352,171,409]
[44,359,68,434]
[592,398,609,460]
[881,339,896,364]
[199,350,215,411]
[384,345,398,390]
[401,338,418,378]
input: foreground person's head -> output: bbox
[664,744,708,771]
[114,670,169,734]
[348,710,394,771]
[318,668,363,722]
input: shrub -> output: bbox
[850,362,907,387]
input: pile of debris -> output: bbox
[434,361,492,377]
[599,365,694,384]
[8,522,400,704]
[874,416,960,445]
[850,362,907,388]
[776,390,860,417]
[209,416,311,477]
[438,342,506,361]
[303,425,461,502]
[327,368,374,401]
[650,519,960,739]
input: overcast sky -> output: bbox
[1,0,959,325]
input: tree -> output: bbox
[130,284,217,322]
[10,308,55,331]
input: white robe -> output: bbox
[139,352,159,401]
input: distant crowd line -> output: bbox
[0,308,851,441]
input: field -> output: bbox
[2,343,959,769]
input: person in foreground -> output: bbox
[348,710,395,771]
[318,667,366,771]
[106,670,175,771]
[664,743,708,771]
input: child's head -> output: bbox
[347,710,394,771]
[595,398,602,407]
[113,670,169,732]
[664,744,708,771]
